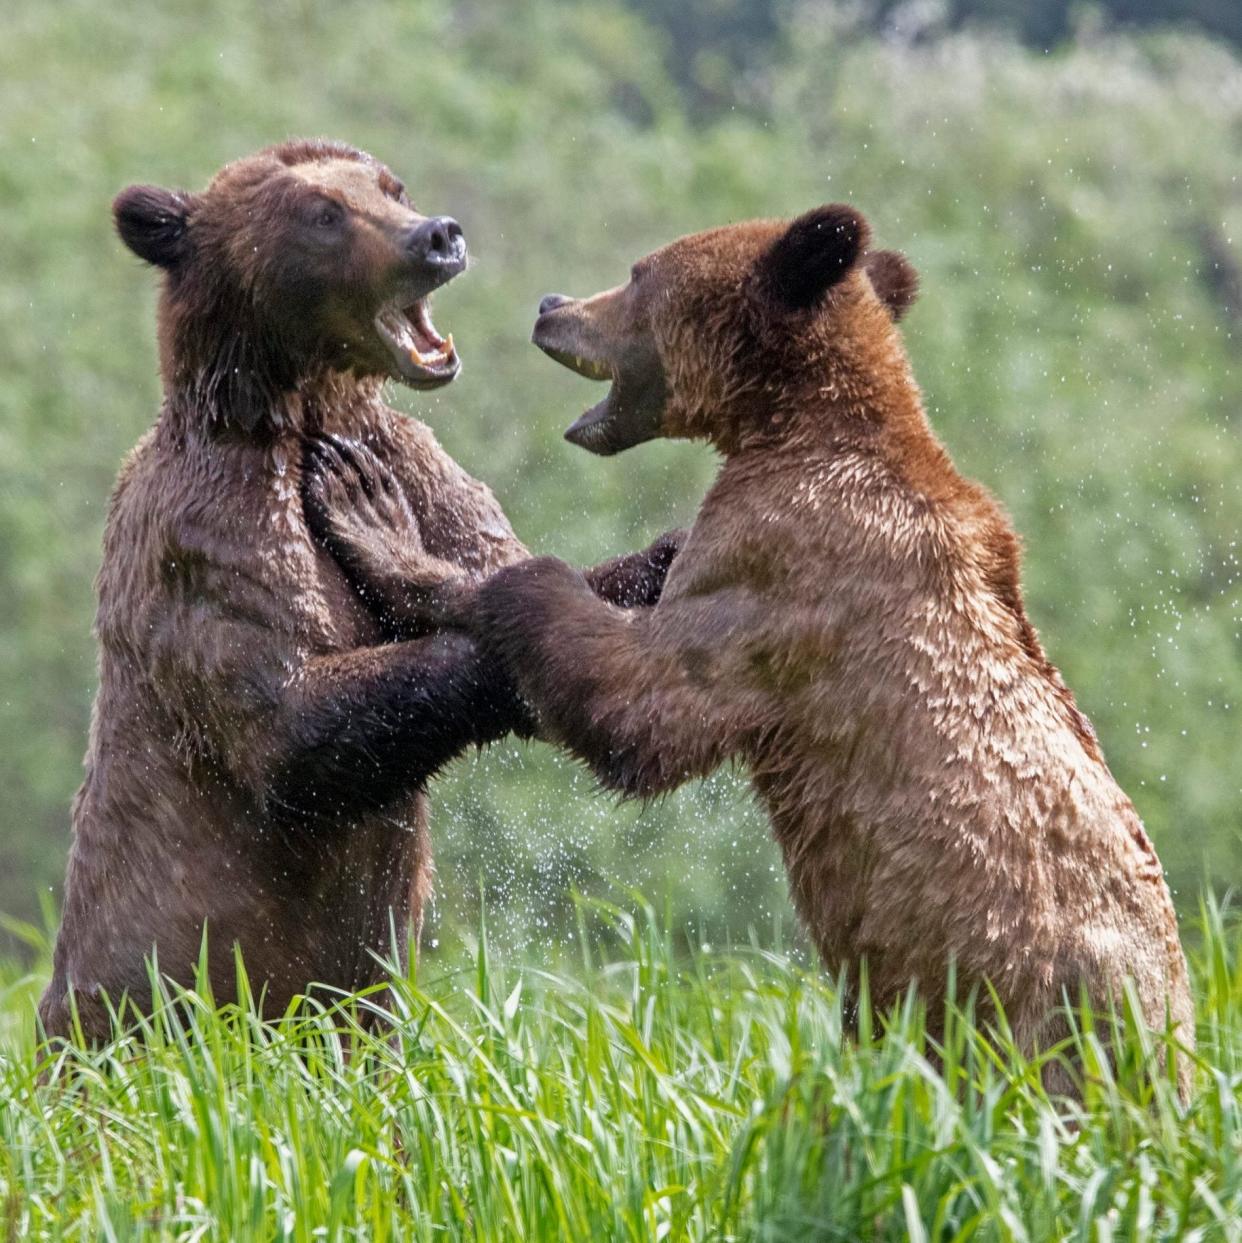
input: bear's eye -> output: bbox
[314,201,344,229]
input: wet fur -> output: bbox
[40,140,664,1039]
[471,207,1194,1094]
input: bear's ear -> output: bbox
[113,185,196,269]
[759,204,870,312]
[862,249,919,321]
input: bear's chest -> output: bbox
[307,537,386,649]
[253,474,384,652]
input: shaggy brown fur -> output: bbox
[454,206,1193,1092]
[40,140,674,1040]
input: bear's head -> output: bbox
[531,205,918,455]
[115,139,466,429]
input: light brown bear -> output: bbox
[450,205,1193,1092]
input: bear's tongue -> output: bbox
[408,300,453,364]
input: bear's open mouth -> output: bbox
[531,303,665,455]
[533,342,622,452]
[374,299,460,390]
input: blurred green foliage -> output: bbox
[0,0,1238,952]
[622,0,1242,115]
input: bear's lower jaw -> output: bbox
[564,389,661,457]
[564,394,621,454]
[374,300,460,390]
[561,365,668,456]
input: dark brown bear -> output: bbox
[429,206,1191,1093]
[39,139,675,1041]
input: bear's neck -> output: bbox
[729,335,935,459]
[163,370,385,441]
[158,316,384,441]
[740,389,966,509]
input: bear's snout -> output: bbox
[539,293,574,316]
[405,216,466,272]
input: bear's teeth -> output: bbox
[407,333,455,368]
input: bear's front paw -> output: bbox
[471,556,586,665]
[303,435,425,575]
[300,435,437,614]
[642,527,687,599]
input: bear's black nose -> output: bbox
[539,293,573,316]
[408,216,466,269]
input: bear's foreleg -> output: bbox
[266,632,532,825]
[471,557,757,798]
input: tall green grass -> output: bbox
[1,895,1239,1240]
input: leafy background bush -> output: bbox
[1,0,1238,952]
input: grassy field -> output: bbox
[1,896,1239,1241]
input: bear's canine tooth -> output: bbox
[409,334,454,368]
